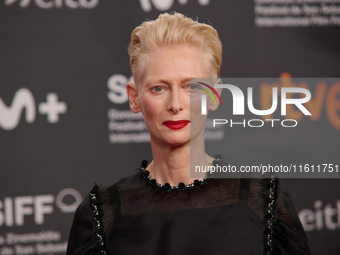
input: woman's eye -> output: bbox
[190,84,198,89]
[153,86,163,92]
[189,84,203,92]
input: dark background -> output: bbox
[1,0,339,254]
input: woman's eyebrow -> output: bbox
[145,77,192,86]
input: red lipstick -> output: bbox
[163,120,190,130]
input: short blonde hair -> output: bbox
[128,12,222,82]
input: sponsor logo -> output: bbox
[139,0,210,12]
[0,88,67,130]
[299,199,340,231]
[4,0,99,9]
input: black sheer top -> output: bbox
[66,163,311,255]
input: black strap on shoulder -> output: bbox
[89,185,108,255]
[239,178,251,205]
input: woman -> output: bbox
[66,12,311,255]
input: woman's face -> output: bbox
[128,44,218,147]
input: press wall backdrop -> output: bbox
[1,0,340,254]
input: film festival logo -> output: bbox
[4,0,99,8]
[0,188,82,227]
[196,81,312,128]
[0,188,82,255]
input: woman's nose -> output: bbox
[168,89,184,114]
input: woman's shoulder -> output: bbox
[114,169,145,191]
[93,170,144,201]
[89,168,148,208]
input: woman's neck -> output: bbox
[147,136,213,186]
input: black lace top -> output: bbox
[66,164,311,255]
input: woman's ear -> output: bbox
[127,82,141,113]
[208,78,222,112]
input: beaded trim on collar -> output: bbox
[140,159,217,191]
